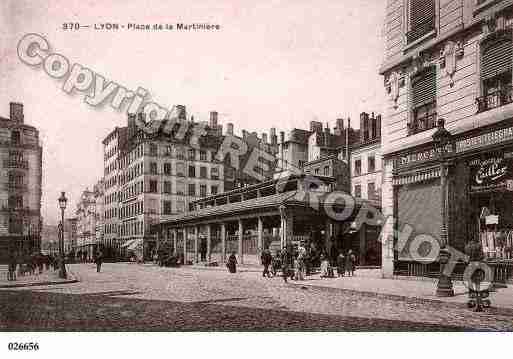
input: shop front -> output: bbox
[389,119,513,280]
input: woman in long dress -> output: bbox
[227,252,237,273]
[320,253,329,278]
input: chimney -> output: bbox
[9,102,24,123]
[128,113,136,139]
[270,128,277,145]
[310,121,323,133]
[360,112,369,143]
[280,131,285,144]
[176,105,186,120]
[227,123,234,135]
[242,129,248,139]
[262,133,268,144]
[209,111,218,128]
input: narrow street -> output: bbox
[1,263,512,331]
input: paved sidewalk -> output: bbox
[0,266,78,288]
[288,273,513,309]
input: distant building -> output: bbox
[63,217,77,255]
[75,188,97,260]
[0,102,42,262]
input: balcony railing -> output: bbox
[406,16,435,44]
[476,85,513,113]
[407,112,437,136]
[3,160,28,169]
[5,183,28,192]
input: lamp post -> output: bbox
[432,118,454,297]
[279,203,286,250]
[58,191,68,279]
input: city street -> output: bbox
[1,263,513,331]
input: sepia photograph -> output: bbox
[0,0,512,357]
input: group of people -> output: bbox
[6,251,58,281]
[321,250,356,278]
[259,243,357,282]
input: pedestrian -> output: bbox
[226,251,237,273]
[296,243,306,281]
[320,253,330,278]
[94,250,103,273]
[261,247,272,278]
[271,251,281,277]
[7,251,17,281]
[346,249,356,276]
[199,237,207,262]
[280,247,290,283]
[337,252,345,277]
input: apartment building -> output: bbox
[380,0,513,277]
[0,102,42,262]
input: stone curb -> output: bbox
[0,267,79,289]
[289,281,513,315]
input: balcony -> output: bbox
[406,16,435,45]
[476,86,513,113]
[5,183,28,192]
[3,160,28,169]
[407,112,437,136]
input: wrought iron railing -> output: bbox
[407,112,437,135]
[3,160,28,169]
[406,16,435,44]
[476,85,513,113]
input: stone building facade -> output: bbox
[0,102,42,262]
[380,0,513,278]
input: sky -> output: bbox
[0,0,386,225]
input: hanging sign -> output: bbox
[469,153,513,193]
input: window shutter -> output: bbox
[412,67,436,108]
[482,40,513,80]
[411,0,435,28]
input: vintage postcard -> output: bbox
[0,0,512,357]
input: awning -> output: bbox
[127,238,143,251]
[120,239,136,248]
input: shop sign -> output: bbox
[456,126,513,153]
[470,154,513,193]
[394,143,453,168]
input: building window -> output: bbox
[163,163,172,175]
[149,180,158,193]
[163,200,172,215]
[211,167,219,180]
[188,148,196,160]
[149,143,158,156]
[354,159,361,176]
[188,183,196,196]
[8,195,23,209]
[200,166,207,179]
[408,66,436,135]
[176,181,185,195]
[200,150,207,161]
[354,185,362,198]
[298,160,305,168]
[176,148,185,160]
[477,36,513,113]
[163,181,172,194]
[11,130,21,145]
[406,0,435,45]
[188,165,196,178]
[176,162,185,177]
[368,182,375,201]
[368,156,375,173]
[323,165,330,176]
[150,162,158,175]
[211,185,218,195]
[176,200,185,213]
[200,184,207,197]
[314,168,320,175]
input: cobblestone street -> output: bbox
[1,263,513,331]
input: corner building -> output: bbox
[381,0,513,278]
[0,103,42,261]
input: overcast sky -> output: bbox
[0,0,386,225]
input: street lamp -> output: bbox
[432,118,454,297]
[58,191,68,279]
